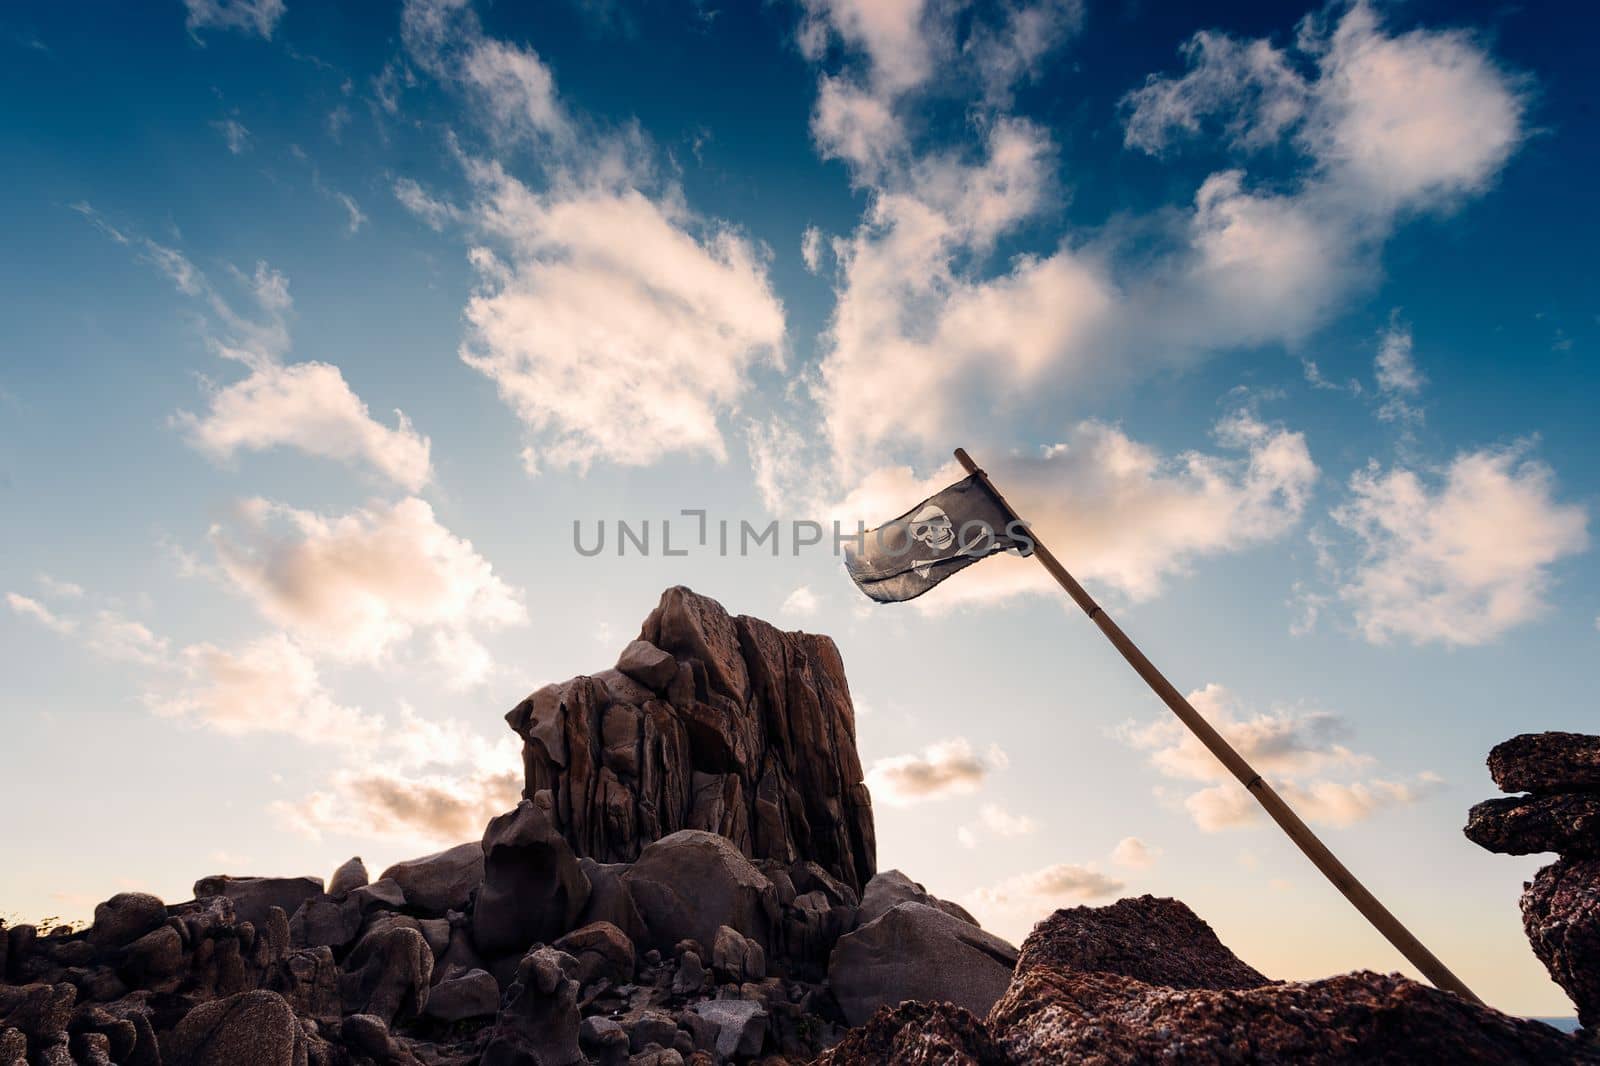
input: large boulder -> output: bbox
[1014,895,1270,991]
[620,830,777,953]
[161,990,308,1066]
[989,967,1596,1064]
[191,876,323,930]
[339,925,432,1027]
[379,843,484,916]
[481,947,583,1066]
[857,870,974,929]
[1523,857,1600,1029]
[423,968,501,1022]
[1490,732,1600,794]
[506,587,876,894]
[89,893,168,950]
[552,922,634,987]
[473,801,591,959]
[828,902,1018,1027]
[1466,794,1600,857]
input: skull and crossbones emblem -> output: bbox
[908,505,956,552]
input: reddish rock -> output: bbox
[1523,858,1600,1029]
[1466,794,1600,857]
[1490,733,1600,795]
[989,968,1597,1065]
[1014,895,1270,992]
[812,1001,1010,1066]
[507,587,875,894]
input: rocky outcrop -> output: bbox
[472,800,590,961]
[1524,858,1600,1031]
[1466,794,1600,857]
[822,898,1599,1064]
[1490,732,1600,794]
[508,586,876,894]
[621,830,777,953]
[989,967,1594,1064]
[1466,730,1600,1032]
[828,902,1018,1026]
[1013,894,1270,991]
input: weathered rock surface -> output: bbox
[990,967,1596,1065]
[1014,894,1270,991]
[380,843,484,917]
[190,876,323,931]
[1491,732,1600,794]
[1523,858,1600,1030]
[327,857,369,898]
[481,947,582,1066]
[856,869,974,928]
[813,1001,1011,1066]
[161,989,307,1066]
[828,902,1018,1027]
[621,830,777,953]
[473,800,590,960]
[87,894,168,951]
[508,587,875,893]
[423,968,500,1022]
[1466,794,1600,857]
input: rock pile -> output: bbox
[1466,730,1600,1035]
[0,588,1007,1065]
[820,895,1598,1064]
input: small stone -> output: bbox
[671,951,704,996]
[690,998,767,1059]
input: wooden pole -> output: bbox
[954,447,1481,1004]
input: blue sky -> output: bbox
[2,0,1597,1016]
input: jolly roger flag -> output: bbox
[844,474,1035,603]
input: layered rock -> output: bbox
[508,586,876,894]
[1466,730,1600,1031]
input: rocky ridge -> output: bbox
[1466,730,1600,1035]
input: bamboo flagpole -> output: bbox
[953,447,1481,1004]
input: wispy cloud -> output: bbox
[866,737,1007,805]
[183,0,285,41]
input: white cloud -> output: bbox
[36,575,84,599]
[1119,683,1441,831]
[393,178,460,231]
[84,611,171,667]
[274,720,523,844]
[184,0,285,40]
[800,225,825,274]
[178,361,433,491]
[7,592,76,635]
[459,169,787,472]
[1373,315,1424,425]
[1111,836,1158,869]
[1331,446,1588,645]
[151,633,383,746]
[958,803,1038,847]
[212,118,251,155]
[274,761,521,845]
[866,737,1007,805]
[781,585,820,618]
[210,496,527,664]
[400,0,788,474]
[78,206,430,488]
[834,410,1316,605]
[970,862,1124,906]
[428,629,495,691]
[798,0,1523,501]
[332,191,367,234]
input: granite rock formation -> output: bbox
[1466,730,1600,1033]
[507,586,876,894]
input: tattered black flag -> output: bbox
[843,474,1034,603]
